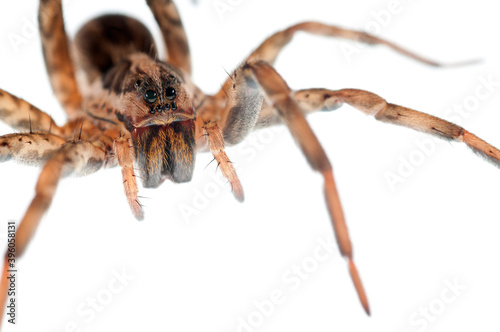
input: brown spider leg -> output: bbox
[39,0,83,119]
[204,122,244,201]
[290,88,500,166]
[0,89,64,136]
[147,0,192,75]
[292,88,344,115]
[253,88,344,129]
[9,140,107,255]
[0,133,66,165]
[115,137,144,220]
[217,21,474,98]
[0,140,108,327]
[233,60,370,314]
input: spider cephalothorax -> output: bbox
[106,54,197,187]
[2,0,500,327]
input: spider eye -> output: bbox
[165,86,176,100]
[144,90,157,103]
[134,80,142,89]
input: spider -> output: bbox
[1,0,500,329]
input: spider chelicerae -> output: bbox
[1,0,500,329]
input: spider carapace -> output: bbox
[2,0,500,326]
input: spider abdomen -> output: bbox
[73,14,158,86]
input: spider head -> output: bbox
[109,54,196,188]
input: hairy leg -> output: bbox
[147,0,192,75]
[8,140,107,255]
[283,88,500,167]
[0,139,108,327]
[115,136,144,220]
[217,21,474,98]
[220,60,371,314]
[0,89,64,136]
[204,122,244,201]
[39,0,82,118]
[254,88,344,129]
[0,133,65,165]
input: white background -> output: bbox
[1,0,500,331]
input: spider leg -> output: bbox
[0,89,64,136]
[204,122,244,201]
[115,137,144,220]
[257,87,500,167]
[7,140,106,255]
[253,88,343,129]
[0,140,107,327]
[217,21,474,98]
[0,133,65,165]
[289,88,500,166]
[217,58,500,315]
[146,0,192,74]
[221,60,369,314]
[39,0,82,118]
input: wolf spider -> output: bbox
[1,0,500,326]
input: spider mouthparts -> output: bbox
[133,112,195,128]
[131,120,196,188]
